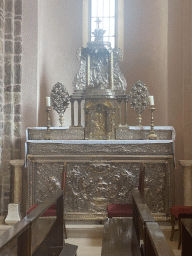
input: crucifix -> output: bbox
[95,17,102,29]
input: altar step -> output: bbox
[0,221,181,256]
[66,220,173,239]
[66,222,181,256]
[0,224,12,236]
[67,238,102,256]
[160,223,181,256]
[66,220,104,238]
[66,221,103,256]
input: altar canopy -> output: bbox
[26,24,175,220]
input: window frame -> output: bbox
[89,0,117,48]
[83,0,124,54]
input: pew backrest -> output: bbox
[0,218,31,255]
[145,222,175,256]
[0,189,64,256]
[132,188,155,243]
[132,188,174,256]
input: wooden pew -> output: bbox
[133,188,174,256]
[101,188,149,256]
[181,218,192,256]
[101,188,174,256]
[0,189,77,256]
[101,217,141,256]
[132,188,155,244]
[145,222,174,256]
[0,218,31,255]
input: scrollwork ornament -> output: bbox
[129,80,149,126]
[92,29,106,43]
[76,47,83,61]
[113,48,123,61]
[50,82,70,127]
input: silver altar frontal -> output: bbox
[26,126,175,220]
[26,24,175,220]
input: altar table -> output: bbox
[26,126,175,220]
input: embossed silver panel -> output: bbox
[27,155,174,220]
[27,141,173,156]
[26,126,175,220]
[116,126,174,140]
[27,126,175,141]
[129,80,149,125]
[27,127,85,140]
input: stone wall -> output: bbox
[0,0,22,215]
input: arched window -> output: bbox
[83,0,124,52]
[90,0,116,48]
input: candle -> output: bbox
[148,96,154,106]
[46,97,50,107]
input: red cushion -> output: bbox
[170,205,192,219]
[107,204,133,218]
[27,203,56,217]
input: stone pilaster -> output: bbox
[0,0,4,214]
[0,0,22,215]
[13,0,22,159]
[5,159,24,224]
[179,160,192,206]
[1,0,14,214]
[10,159,24,204]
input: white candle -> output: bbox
[148,96,154,106]
[46,97,50,107]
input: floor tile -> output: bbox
[0,221,181,256]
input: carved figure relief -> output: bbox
[27,156,174,219]
[28,141,173,156]
[94,112,106,134]
[65,163,141,213]
[73,49,86,91]
[89,55,110,89]
[35,163,63,204]
[84,99,116,140]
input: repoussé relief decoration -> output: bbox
[50,82,70,127]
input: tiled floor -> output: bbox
[160,224,181,256]
[66,221,181,256]
[0,220,181,256]
[67,238,102,256]
[0,224,12,236]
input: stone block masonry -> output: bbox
[0,0,22,215]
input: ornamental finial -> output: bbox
[95,17,102,29]
[92,18,106,43]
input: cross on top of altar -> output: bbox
[95,17,102,29]
[48,17,154,140]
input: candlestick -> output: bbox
[46,97,51,107]
[59,113,64,127]
[148,106,158,140]
[149,96,154,106]
[44,106,52,140]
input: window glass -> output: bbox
[90,0,116,48]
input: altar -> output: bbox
[26,126,175,220]
[26,21,175,220]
